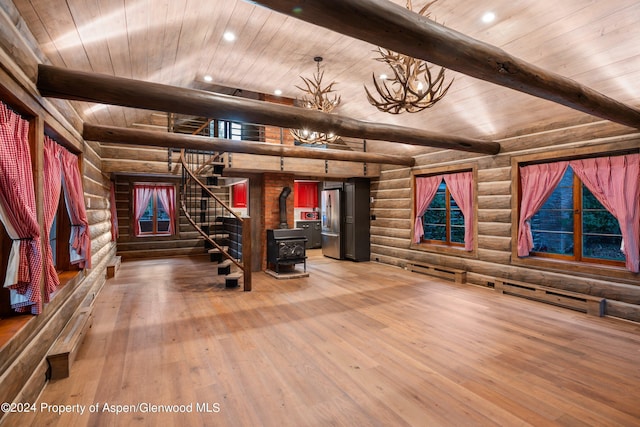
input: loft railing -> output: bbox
[168,112,368,151]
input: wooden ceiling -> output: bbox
[12,0,640,155]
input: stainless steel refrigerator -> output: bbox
[321,188,343,259]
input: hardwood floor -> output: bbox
[10,250,640,426]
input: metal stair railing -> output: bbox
[179,148,252,291]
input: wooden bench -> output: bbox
[494,278,605,316]
[47,307,93,379]
[406,261,467,284]
[106,255,121,278]
[225,272,242,288]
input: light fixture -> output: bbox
[274,89,282,96]
[290,56,341,145]
[364,0,453,114]
[482,12,496,23]
[223,31,236,42]
[203,75,213,82]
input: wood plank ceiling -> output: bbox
[12,0,640,155]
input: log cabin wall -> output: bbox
[0,2,115,418]
[112,175,223,260]
[370,120,640,323]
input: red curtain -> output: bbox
[413,175,443,243]
[60,148,91,269]
[42,136,62,300]
[0,102,43,314]
[134,185,154,235]
[294,181,318,208]
[517,161,569,257]
[570,154,640,272]
[156,185,176,234]
[109,181,119,241]
[445,172,475,251]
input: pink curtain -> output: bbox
[156,185,175,234]
[517,161,569,257]
[134,185,154,235]
[0,102,43,314]
[42,136,62,300]
[413,175,443,243]
[109,181,119,241]
[445,171,474,251]
[570,154,640,272]
[60,148,91,269]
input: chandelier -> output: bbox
[364,0,453,114]
[290,56,341,145]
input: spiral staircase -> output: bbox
[174,116,252,291]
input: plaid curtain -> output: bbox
[42,136,62,301]
[61,148,91,269]
[0,102,43,314]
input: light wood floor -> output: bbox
[13,250,640,426]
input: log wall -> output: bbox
[0,2,115,422]
[370,120,640,323]
[112,175,230,260]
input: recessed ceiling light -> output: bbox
[223,31,236,42]
[482,12,496,23]
[203,75,213,82]
[274,89,282,96]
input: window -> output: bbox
[530,166,624,265]
[214,120,243,140]
[517,153,639,272]
[422,181,464,246]
[134,184,175,236]
[414,171,474,251]
[49,190,76,272]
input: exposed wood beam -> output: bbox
[252,0,640,129]
[37,64,500,155]
[83,124,416,167]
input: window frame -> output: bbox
[511,142,640,279]
[133,183,176,237]
[50,188,78,273]
[420,182,465,248]
[411,164,477,257]
[528,166,625,267]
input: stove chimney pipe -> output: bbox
[279,186,291,229]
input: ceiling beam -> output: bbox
[37,64,500,155]
[83,124,416,167]
[251,0,640,129]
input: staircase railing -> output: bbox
[179,149,252,291]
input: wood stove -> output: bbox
[266,228,307,274]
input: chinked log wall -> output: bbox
[113,174,229,260]
[370,120,640,323]
[0,2,115,419]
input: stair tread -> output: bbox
[208,247,229,254]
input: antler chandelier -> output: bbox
[364,0,453,114]
[290,56,341,145]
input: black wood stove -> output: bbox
[266,228,307,274]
